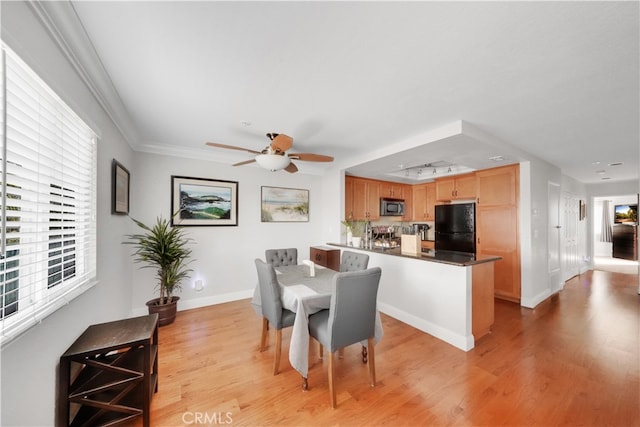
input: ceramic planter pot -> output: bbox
[146,296,180,326]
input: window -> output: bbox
[0,45,97,346]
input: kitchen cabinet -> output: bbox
[476,164,518,206]
[58,314,159,427]
[310,246,341,271]
[380,182,406,199]
[401,187,413,221]
[435,173,476,201]
[345,175,354,219]
[412,182,436,221]
[475,164,521,302]
[422,240,435,250]
[345,176,380,221]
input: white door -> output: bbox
[548,182,562,292]
[562,191,580,281]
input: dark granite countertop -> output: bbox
[327,243,501,267]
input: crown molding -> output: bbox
[27,1,140,148]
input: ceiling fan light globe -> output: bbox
[255,154,291,171]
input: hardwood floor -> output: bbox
[139,270,639,426]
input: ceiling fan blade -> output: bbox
[288,153,334,162]
[284,162,298,173]
[270,133,293,152]
[206,142,261,154]
[232,159,256,166]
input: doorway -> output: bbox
[592,195,639,276]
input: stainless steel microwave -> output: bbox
[380,198,405,216]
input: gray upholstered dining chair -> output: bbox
[255,259,296,375]
[340,250,370,272]
[265,248,298,267]
[308,267,382,408]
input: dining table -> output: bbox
[251,263,383,379]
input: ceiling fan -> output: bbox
[206,133,334,173]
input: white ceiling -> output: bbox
[64,1,638,184]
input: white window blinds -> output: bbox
[0,45,98,347]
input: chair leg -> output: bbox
[260,317,269,351]
[273,328,282,375]
[328,351,336,408]
[317,341,324,359]
[367,337,376,387]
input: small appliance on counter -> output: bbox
[411,223,431,241]
[435,203,476,253]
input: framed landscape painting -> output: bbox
[261,186,309,222]
[171,176,238,226]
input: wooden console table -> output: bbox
[310,246,341,271]
[57,314,159,427]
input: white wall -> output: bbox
[128,152,326,314]
[1,2,136,426]
[520,158,563,308]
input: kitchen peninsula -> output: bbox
[328,243,501,351]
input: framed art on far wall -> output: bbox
[112,159,130,214]
[579,199,586,221]
[171,176,238,226]
[261,186,309,222]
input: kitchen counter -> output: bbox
[327,243,500,266]
[322,242,502,351]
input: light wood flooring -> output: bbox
[139,269,639,426]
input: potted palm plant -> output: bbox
[124,216,193,326]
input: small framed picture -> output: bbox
[261,186,309,222]
[579,200,586,221]
[171,176,238,226]
[112,159,130,214]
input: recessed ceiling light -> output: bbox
[608,162,623,166]
[240,120,252,127]
[601,177,611,180]
[591,161,601,165]
[489,156,505,162]
[596,170,607,175]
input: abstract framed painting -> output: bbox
[171,176,238,226]
[261,186,309,222]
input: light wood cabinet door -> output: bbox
[455,174,477,199]
[380,182,406,199]
[366,180,381,221]
[402,186,413,221]
[476,204,520,301]
[476,164,520,302]
[345,176,355,219]
[435,174,476,201]
[411,182,436,221]
[347,177,380,221]
[476,165,518,206]
[435,178,456,201]
[351,178,369,220]
[425,183,436,220]
[412,184,427,220]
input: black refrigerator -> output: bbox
[435,203,476,253]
